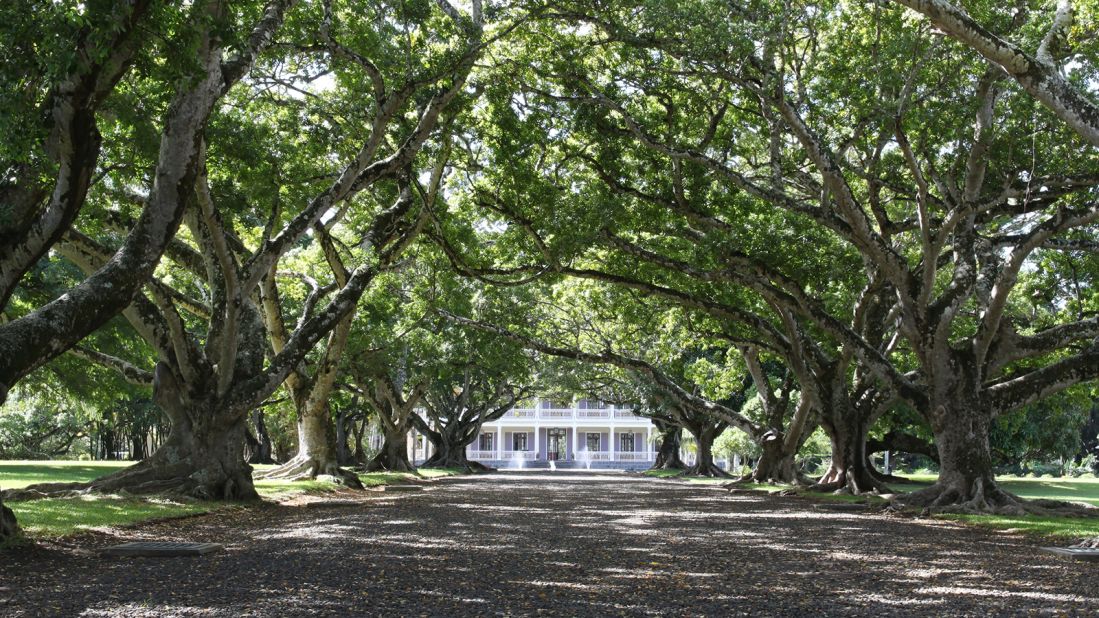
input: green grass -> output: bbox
[940,513,1099,541]
[0,460,132,490]
[643,469,685,478]
[1,460,465,540]
[8,496,213,538]
[649,468,1099,541]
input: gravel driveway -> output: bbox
[1,471,1097,616]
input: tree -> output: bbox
[490,0,1099,511]
[11,0,485,501]
[0,0,295,402]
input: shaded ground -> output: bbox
[1,471,1097,616]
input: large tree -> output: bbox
[7,0,486,502]
[0,0,296,402]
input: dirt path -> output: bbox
[1,471,1097,616]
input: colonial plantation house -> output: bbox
[409,399,663,470]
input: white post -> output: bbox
[884,450,891,475]
[574,424,581,456]
[645,426,652,460]
[534,426,540,460]
[496,425,502,460]
[609,425,616,461]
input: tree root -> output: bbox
[685,462,731,478]
[259,457,364,489]
[3,457,259,502]
[808,467,892,496]
[891,478,1099,517]
[420,458,491,474]
[0,494,19,541]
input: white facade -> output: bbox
[465,399,656,467]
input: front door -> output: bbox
[547,428,567,461]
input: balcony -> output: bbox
[500,450,537,460]
[613,451,652,461]
[495,408,647,421]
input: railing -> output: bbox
[500,450,537,460]
[577,451,612,461]
[614,451,654,461]
[494,408,650,421]
[468,450,496,460]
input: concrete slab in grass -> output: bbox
[1040,547,1099,562]
[383,485,425,492]
[101,541,223,557]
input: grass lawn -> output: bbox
[648,468,1099,541]
[1,460,463,540]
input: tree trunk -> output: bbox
[685,427,728,477]
[336,410,353,466]
[650,422,687,471]
[247,409,275,465]
[365,428,415,472]
[747,433,801,484]
[420,424,490,473]
[814,412,890,494]
[9,367,258,502]
[0,493,19,542]
[898,401,1022,513]
[260,405,363,488]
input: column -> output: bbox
[533,425,540,460]
[609,425,616,461]
[574,423,581,456]
[645,426,652,460]
[496,425,502,460]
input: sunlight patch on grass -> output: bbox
[643,469,684,479]
[0,460,130,489]
[8,495,211,537]
[939,514,1099,541]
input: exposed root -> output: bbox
[685,462,731,478]
[420,458,491,474]
[0,495,19,541]
[808,467,892,496]
[259,457,364,489]
[1072,537,1099,549]
[891,478,1099,517]
[3,457,259,503]
[364,456,416,473]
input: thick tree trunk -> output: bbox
[650,422,687,471]
[747,435,801,484]
[336,410,354,466]
[685,428,728,477]
[11,410,258,501]
[0,493,19,542]
[814,412,890,494]
[420,424,491,473]
[897,401,1028,513]
[365,428,415,472]
[261,407,363,488]
[246,409,275,465]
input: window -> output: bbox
[620,432,635,452]
[513,432,528,451]
[577,399,607,409]
[478,434,493,451]
[587,432,601,451]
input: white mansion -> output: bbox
[412,398,658,469]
